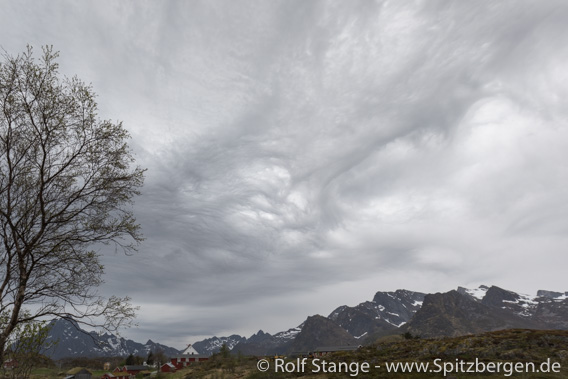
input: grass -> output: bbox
[26,368,107,379]
[18,329,568,379]
[179,329,568,378]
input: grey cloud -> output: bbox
[2,0,568,346]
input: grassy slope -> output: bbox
[184,329,568,378]
[26,329,568,379]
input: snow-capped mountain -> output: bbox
[191,290,427,355]
[460,285,539,317]
[458,285,568,329]
[42,319,181,360]
[404,285,568,338]
[327,289,426,340]
[191,335,246,355]
[192,285,568,356]
[40,285,567,359]
[272,325,302,344]
[192,325,303,356]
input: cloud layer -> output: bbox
[2,0,568,347]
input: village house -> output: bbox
[166,343,209,371]
[159,362,176,373]
[170,353,209,369]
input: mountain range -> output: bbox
[40,285,568,359]
[42,319,181,360]
[193,285,568,356]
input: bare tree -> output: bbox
[0,46,145,366]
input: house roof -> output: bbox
[181,344,200,355]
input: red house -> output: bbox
[113,365,149,376]
[170,354,209,369]
[160,362,176,373]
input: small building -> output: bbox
[313,345,361,357]
[170,353,209,369]
[160,362,177,373]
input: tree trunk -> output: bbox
[0,332,7,368]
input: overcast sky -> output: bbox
[2,0,568,348]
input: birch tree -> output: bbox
[0,46,144,365]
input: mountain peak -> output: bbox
[288,314,356,352]
[404,289,541,338]
[457,285,489,300]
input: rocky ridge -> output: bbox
[193,285,568,356]
[41,285,568,359]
